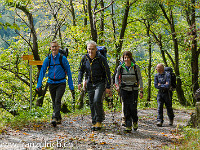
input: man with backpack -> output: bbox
[36,41,74,127]
[154,63,174,127]
[115,51,143,132]
[78,41,111,131]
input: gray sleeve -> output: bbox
[115,65,121,85]
[136,65,143,88]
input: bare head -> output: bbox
[156,63,164,74]
[86,40,97,59]
[50,41,60,56]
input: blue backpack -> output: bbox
[97,46,107,60]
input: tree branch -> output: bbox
[94,0,114,15]
[0,36,10,47]
[159,3,171,25]
[0,66,30,86]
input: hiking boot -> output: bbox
[91,123,96,131]
[156,121,162,127]
[121,117,126,126]
[133,122,138,131]
[95,122,102,131]
[169,119,173,126]
[51,118,57,127]
[57,119,62,124]
[124,126,132,133]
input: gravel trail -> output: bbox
[0,108,191,150]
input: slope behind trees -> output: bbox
[0,0,199,116]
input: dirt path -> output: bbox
[0,108,191,150]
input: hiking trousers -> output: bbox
[157,90,174,123]
[49,82,66,120]
[121,89,138,127]
[87,82,105,124]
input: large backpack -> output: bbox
[164,67,176,90]
[59,47,68,58]
[48,48,69,71]
[97,46,107,60]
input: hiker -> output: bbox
[154,63,174,127]
[115,51,143,132]
[36,41,74,127]
[78,40,111,131]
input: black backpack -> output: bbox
[59,48,68,58]
[48,48,69,71]
[164,67,176,90]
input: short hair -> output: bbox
[86,40,97,47]
[156,63,164,69]
[122,51,133,61]
[50,40,59,46]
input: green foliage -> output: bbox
[178,127,200,149]
[0,106,50,130]
[0,0,199,126]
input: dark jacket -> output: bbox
[78,53,111,89]
[154,72,171,90]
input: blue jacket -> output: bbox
[36,53,74,90]
[78,53,111,89]
[154,72,171,90]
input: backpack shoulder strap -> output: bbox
[82,54,87,65]
[48,54,51,68]
[134,64,139,82]
[59,54,65,71]
[120,65,123,75]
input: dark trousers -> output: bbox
[49,82,66,120]
[157,90,174,123]
[121,89,138,127]
[87,82,105,124]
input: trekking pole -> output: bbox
[71,90,76,112]
[111,94,115,124]
[109,88,115,125]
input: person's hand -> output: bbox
[115,85,120,93]
[139,92,143,99]
[36,87,41,91]
[78,84,82,91]
[106,88,112,97]
[114,84,120,92]
[83,81,87,89]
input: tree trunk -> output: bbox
[115,0,131,67]
[70,0,76,26]
[188,0,199,105]
[146,22,152,106]
[169,10,187,105]
[99,0,104,44]
[160,4,187,105]
[13,4,45,106]
[83,0,87,26]
[87,0,98,42]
